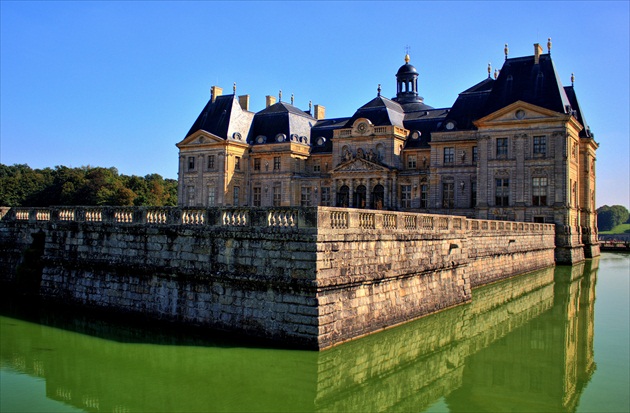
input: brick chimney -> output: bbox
[314,104,326,120]
[238,95,250,111]
[534,43,543,64]
[266,95,277,108]
[211,86,223,103]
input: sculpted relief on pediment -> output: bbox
[333,158,388,173]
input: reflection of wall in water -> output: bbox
[445,260,597,413]
[314,267,557,412]
[0,262,597,413]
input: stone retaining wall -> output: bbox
[0,206,556,349]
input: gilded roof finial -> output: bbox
[494,69,499,79]
[279,90,282,102]
[377,84,381,97]
[405,54,410,64]
[504,43,509,60]
[233,82,236,94]
[487,62,492,78]
[571,72,575,86]
[547,37,552,54]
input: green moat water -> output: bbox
[1,253,628,413]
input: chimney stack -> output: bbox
[314,104,325,120]
[211,86,223,103]
[238,95,250,111]
[534,43,543,64]
[266,95,277,108]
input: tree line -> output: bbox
[596,205,630,232]
[0,164,177,207]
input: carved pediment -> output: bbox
[332,157,390,173]
[176,130,226,149]
[474,101,567,128]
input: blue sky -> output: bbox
[1,1,628,207]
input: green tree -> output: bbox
[597,205,630,231]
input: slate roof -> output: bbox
[310,117,350,154]
[441,78,495,131]
[185,95,244,139]
[564,86,592,138]
[247,101,316,145]
[403,108,450,148]
[482,54,572,117]
[345,96,406,128]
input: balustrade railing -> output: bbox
[383,214,397,229]
[330,211,349,229]
[359,213,375,229]
[181,209,205,225]
[2,206,555,235]
[268,210,297,228]
[223,209,249,226]
[114,209,133,223]
[146,209,167,224]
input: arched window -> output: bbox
[354,185,367,209]
[337,185,349,208]
[372,185,385,210]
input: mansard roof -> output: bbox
[441,78,495,131]
[184,95,252,140]
[483,54,572,117]
[310,117,349,154]
[248,101,316,145]
[564,86,592,138]
[346,96,406,128]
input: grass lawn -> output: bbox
[599,223,630,235]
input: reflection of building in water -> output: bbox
[0,261,597,413]
[445,261,597,413]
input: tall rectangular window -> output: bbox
[273,157,281,171]
[533,136,546,156]
[207,155,215,170]
[407,155,417,169]
[253,187,261,207]
[442,183,454,208]
[320,187,331,206]
[420,184,428,208]
[187,186,195,206]
[273,184,282,206]
[471,182,477,208]
[207,186,215,206]
[496,138,508,157]
[495,178,510,206]
[444,147,454,164]
[401,185,412,208]
[472,146,478,164]
[234,156,241,171]
[532,177,548,206]
[233,186,240,206]
[254,158,261,171]
[188,156,195,171]
[301,187,312,207]
[313,160,321,172]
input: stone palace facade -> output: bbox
[176,42,599,262]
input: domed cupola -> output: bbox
[395,54,422,103]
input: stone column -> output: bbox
[218,152,226,206]
[197,154,204,206]
[177,155,185,206]
[515,134,525,206]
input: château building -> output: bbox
[176,41,599,262]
